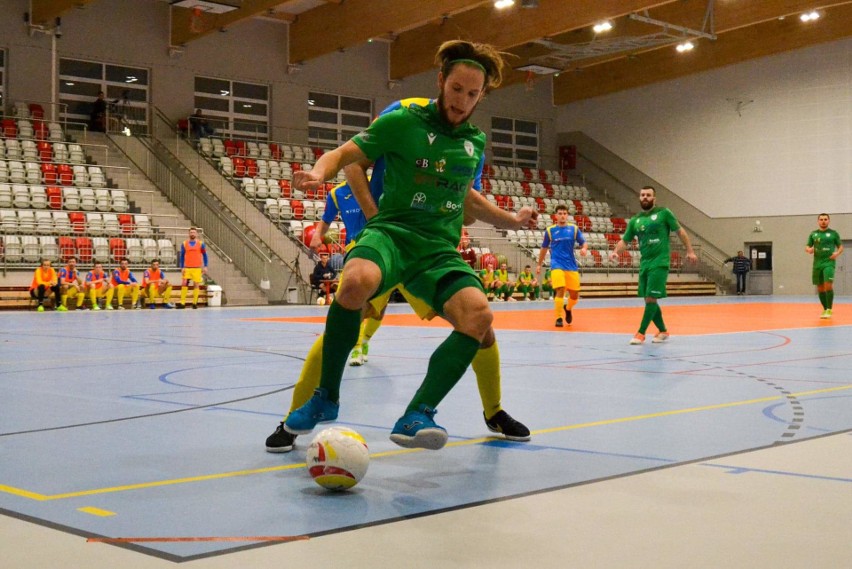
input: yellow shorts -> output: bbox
[370,284,436,321]
[182,268,203,284]
[87,285,109,297]
[551,269,581,292]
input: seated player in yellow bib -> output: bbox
[58,256,86,311]
[84,261,114,311]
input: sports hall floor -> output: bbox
[1,296,850,568]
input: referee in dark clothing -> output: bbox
[724,251,751,295]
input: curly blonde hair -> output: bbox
[435,40,507,92]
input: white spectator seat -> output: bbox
[266,179,281,199]
[3,235,22,261]
[39,236,58,260]
[255,178,269,199]
[256,159,269,178]
[111,190,128,212]
[5,140,23,161]
[25,161,41,184]
[288,219,303,238]
[135,215,152,237]
[126,238,144,263]
[22,140,38,160]
[103,213,120,235]
[198,137,213,156]
[53,211,71,234]
[142,238,158,261]
[22,235,41,262]
[211,138,225,157]
[68,144,85,164]
[264,198,279,220]
[86,212,104,235]
[8,161,25,184]
[0,162,8,184]
[52,142,69,162]
[279,199,293,220]
[79,188,96,211]
[88,166,106,188]
[259,144,271,159]
[241,177,256,199]
[247,142,260,158]
[95,189,112,212]
[0,183,11,208]
[48,123,64,142]
[157,239,176,265]
[62,187,80,210]
[219,157,233,176]
[0,209,17,232]
[93,237,109,260]
[19,210,38,233]
[35,210,53,234]
[73,165,90,187]
[12,184,30,208]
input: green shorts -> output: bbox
[812,263,835,285]
[638,266,669,299]
[346,222,484,316]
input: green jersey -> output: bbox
[622,207,680,270]
[807,228,842,269]
[351,101,485,246]
[519,271,534,285]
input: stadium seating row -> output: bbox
[1,118,65,142]
[0,186,128,212]
[0,162,105,186]
[199,138,322,162]
[0,236,176,265]
[0,141,82,163]
[0,210,151,236]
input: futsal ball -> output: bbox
[306,427,370,491]
[316,296,326,305]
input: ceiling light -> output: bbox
[494,0,515,9]
[220,90,230,96]
[593,21,613,34]
[676,41,694,53]
[800,10,820,22]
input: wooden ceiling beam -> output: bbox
[552,2,852,104]
[389,0,678,80]
[289,1,489,64]
[30,0,95,26]
[170,0,287,47]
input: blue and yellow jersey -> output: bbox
[322,182,366,245]
[180,240,208,269]
[542,223,585,272]
[58,267,80,285]
[367,98,485,207]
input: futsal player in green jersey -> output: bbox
[806,213,843,319]
[283,40,537,450]
[611,186,696,344]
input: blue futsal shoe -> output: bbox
[283,388,339,435]
[389,404,448,450]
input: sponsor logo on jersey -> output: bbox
[435,159,446,173]
[464,140,474,156]
[416,158,429,169]
[427,133,437,145]
[411,192,428,209]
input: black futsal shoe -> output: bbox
[265,422,297,453]
[485,410,531,441]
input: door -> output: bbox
[747,242,773,295]
[837,240,852,295]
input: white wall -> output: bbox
[557,37,852,219]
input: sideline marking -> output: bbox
[88,535,310,543]
[3,384,850,502]
[78,507,116,517]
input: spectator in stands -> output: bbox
[497,262,516,301]
[30,258,60,312]
[516,265,538,301]
[85,261,114,311]
[479,260,502,301]
[805,213,843,319]
[142,258,175,309]
[723,250,751,295]
[310,251,338,301]
[90,91,108,132]
[610,186,697,344]
[58,256,86,311]
[537,204,588,327]
[179,227,208,309]
[277,41,536,451]
[539,267,552,300]
[111,258,141,310]
[458,233,477,269]
[189,109,215,139]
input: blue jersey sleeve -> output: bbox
[322,188,340,224]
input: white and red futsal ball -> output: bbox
[306,427,370,491]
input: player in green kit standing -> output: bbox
[282,40,537,450]
[611,186,696,344]
[806,213,843,319]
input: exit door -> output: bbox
[747,242,773,295]
[837,240,852,296]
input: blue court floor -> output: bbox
[1,296,850,568]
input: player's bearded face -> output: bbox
[437,66,485,126]
[640,193,655,211]
[818,216,830,230]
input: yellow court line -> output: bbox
[2,384,850,502]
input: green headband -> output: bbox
[449,58,487,74]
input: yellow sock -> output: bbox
[131,287,139,305]
[472,342,502,419]
[106,288,115,306]
[61,294,68,307]
[286,335,324,417]
[117,285,125,307]
[89,289,97,306]
[75,292,85,307]
[163,285,172,303]
[180,287,188,304]
[193,287,200,304]
[554,296,563,319]
[566,296,578,310]
[362,317,382,342]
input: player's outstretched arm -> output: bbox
[294,140,367,191]
[464,189,537,229]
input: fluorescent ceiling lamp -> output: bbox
[170,1,240,14]
[676,41,694,53]
[516,63,561,75]
[800,10,820,22]
[494,0,515,9]
[593,21,613,33]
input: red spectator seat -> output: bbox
[109,238,127,261]
[177,118,189,136]
[480,252,497,270]
[505,196,515,210]
[338,227,346,244]
[482,163,493,177]
[2,119,17,138]
[278,179,291,198]
[232,157,246,177]
[481,178,492,192]
[520,181,531,196]
[41,163,57,184]
[118,214,135,234]
[233,140,247,157]
[495,195,507,209]
[59,236,76,261]
[290,162,301,172]
[290,199,304,220]
[38,141,53,161]
[618,251,632,268]
[312,147,324,160]
[28,104,45,120]
[224,139,237,157]
[269,143,281,160]
[245,159,258,177]
[305,187,316,200]
[69,212,86,233]
[573,200,583,214]
[534,197,546,213]
[46,186,62,209]
[76,237,93,262]
[538,170,548,183]
[671,251,683,269]
[544,183,554,197]
[57,164,73,186]
[34,122,49,141]
[590,249,602,267]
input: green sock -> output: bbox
[826,290,834,309]
[818,291,827,309]
[319,302,362,402]
[639,302,659,335]
[652,305,666,333]
[407,331,481,412]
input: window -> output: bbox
[194,77,269,140]
[308,92,372,148]
[58,58,150,132]
[490,116,539,168]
